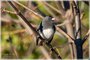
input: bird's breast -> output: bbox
[43,28,54,39]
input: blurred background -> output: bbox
[1,1,89,59]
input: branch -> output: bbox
[41,1,57,18]
[7,1,61,59]
[42,1,65,16]
[8,1,38,36]
[73,1,83,59]
[1,8,17,14]
[82,29,90,44]
[39,46,51,59]
[46,43,62,59]
[55,1,65,15]
[64,2,76,59]
[56,27,74,41]
[14,1,43,19]
[73,1,81,39]
[56,18,73,27]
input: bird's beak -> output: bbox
[51,18,58,25]
[51,18,56,23]
[52,18,56,21]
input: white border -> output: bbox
[0,0,1,59]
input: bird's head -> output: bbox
[42,16,55,28]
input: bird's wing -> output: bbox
[36,22,43,45]
[37,21,43,32]
[53,24,56,32]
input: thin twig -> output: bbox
[39,46,51,59]
[56,26,74,41]
[55,1,65,15]
[46,43,62,59]
[41,1,57,19]
[43,1,65,15]
[2,8,17,14]
[14,1,43,19]
[56,19,72,27]
[82,29,90,44]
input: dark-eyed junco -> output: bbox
[36,16,56,45]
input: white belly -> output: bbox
[43,28,54,39]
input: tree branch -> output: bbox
[73,1,83,59]
[82,29,90,44]
[14,1,43,19]
[8,1,38,36]
[42,1,65,15]
[73,1,81,39]
[56,27,74,41]
[64,2,76,58]
[1,8,17,14]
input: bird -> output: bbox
[36,16,56,45]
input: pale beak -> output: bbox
[52,18,56,21]
[51,18,58,25]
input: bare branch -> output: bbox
[72,1,84,59]
[55,1,65,15]
[73,1,81,39]
[14,1,43,19]
[1,8,17,14]
[42,1,65,16]
[56,27,74,41]
[8,1,38,36]
[82,29,90,44]
[39,46,51,59]
[46,43,62,59]
[64,2,76,59]
[41,1,57,18]
[57,18,72,27]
